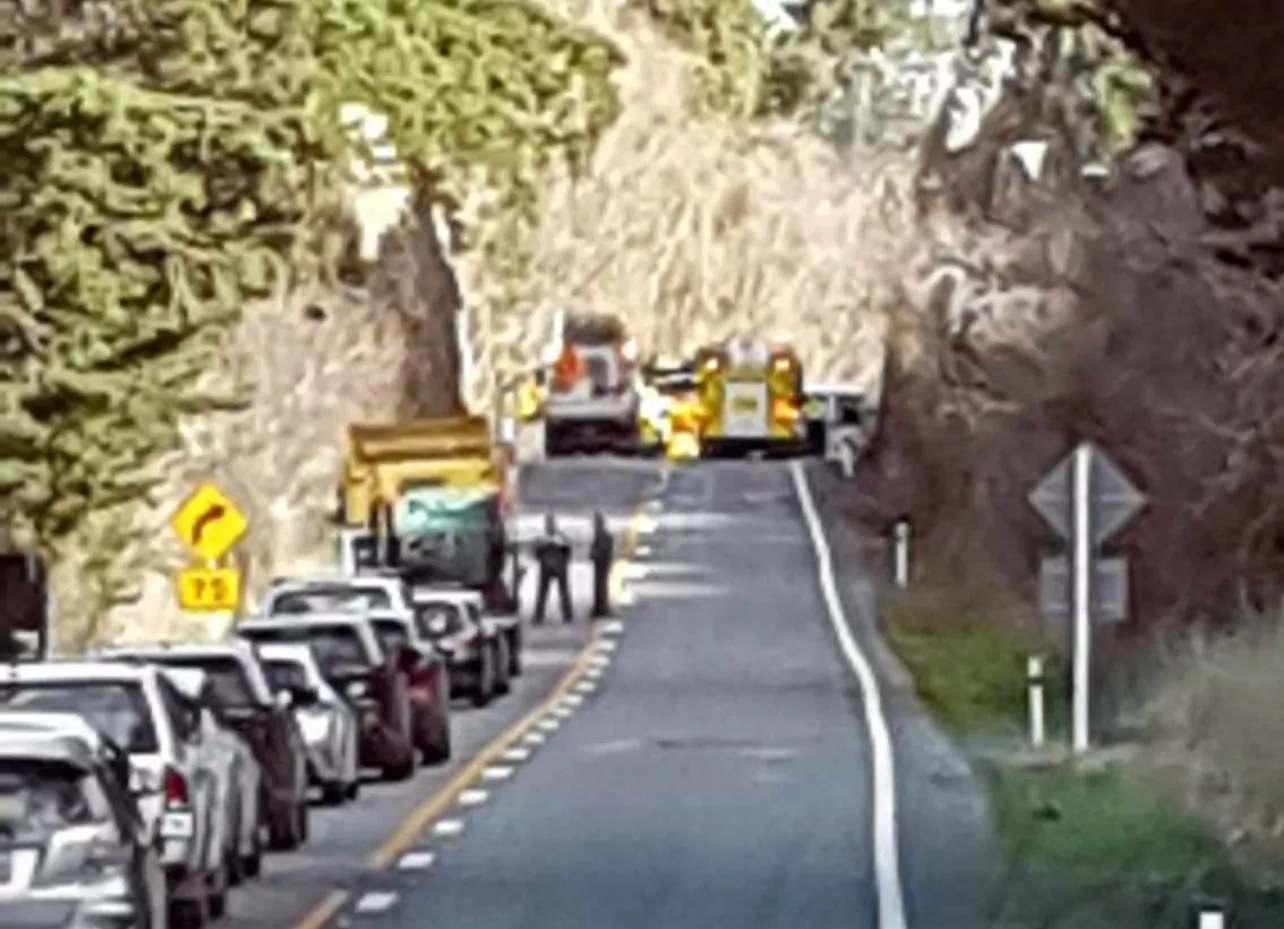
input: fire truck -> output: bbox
[692,339,806,457]
[541,313,641,456]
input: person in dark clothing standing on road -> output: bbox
[589,511,614,619]
[533,512,573,624]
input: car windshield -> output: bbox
[414,603,465,639]
[370,619,410,653]
[240,626,371,676]
[269,585,390,615]
[0,760,104,842]
[0,683,158,753]
[262,659,309,694]
[148,656,259,709]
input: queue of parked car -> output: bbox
[0,567,525,929]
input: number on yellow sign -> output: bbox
[175,567,241,612]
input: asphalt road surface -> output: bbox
[224,458,998,929]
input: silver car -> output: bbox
[256,644,360,805]
[0,715,169,929]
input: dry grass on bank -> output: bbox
[1142,621,1284,868]
[464,7,910,397]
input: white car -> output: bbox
[154,665,267,877]
[260,573,416,620]
[412,585,523,679]
[0,661,235,924]
[0,712,170,928]
[257,643,360,804]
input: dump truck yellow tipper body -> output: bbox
[339,416,514,601]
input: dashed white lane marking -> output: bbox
[790,461,907,929]
[397,851,436,870]
[624,563,650,580]
[523,731,548,745]
[551,706,574,719]
[537,717,562,731]
[502,747,532,762]
[432,819,465,837]
[458,789,488,807]
[589,653,611,668]
[481,765,514,781]
[645,499,663,513]
[618,588,637,606]
[575,679,598,693]
[561,693,585,706]
[354,892,399,913]
[583,667,604,680]
[634,544,654,557]
[596,639,619,653]
[599,619,626,634]
[636,517,661,535]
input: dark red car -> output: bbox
[235,615,418,782]
[366,610,452,764]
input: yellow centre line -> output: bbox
[290,497,647,928]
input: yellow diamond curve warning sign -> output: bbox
[175,567,241,612]
[170,484,248,562]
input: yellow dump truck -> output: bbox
[339,415,516,606]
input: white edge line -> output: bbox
[790,460,907,929]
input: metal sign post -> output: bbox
[1029,441,1145,755]
[1071,443,1092,754]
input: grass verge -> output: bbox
[881,582,1284,928]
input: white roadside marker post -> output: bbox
[1027,655,1046,749]
[893,519,911,589]
[1199,911,1224,929]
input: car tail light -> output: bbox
[163,767,189,807]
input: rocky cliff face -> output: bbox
[862,2,1284,631]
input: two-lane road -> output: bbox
[231,458,998,929]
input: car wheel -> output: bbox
[382,692,419,781]
[508,631,523,677]
[241,824,263,879]
[423,708,452,764]
[169,891,209,929]
[494,639,512,695]
[321,779,347,805]
[471,651,494,708]
[297,801,310,844]
[206,860,228,921]
[267,800,303,851]
[226,838,243,887]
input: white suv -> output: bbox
[261,573,415,620]
[0,661,234,923]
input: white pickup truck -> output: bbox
[542,313,641,455]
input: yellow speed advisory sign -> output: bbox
[170,483,248,562]
[175,567,241,612]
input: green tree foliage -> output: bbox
[0,0,624,548]
[633,0,922,125]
